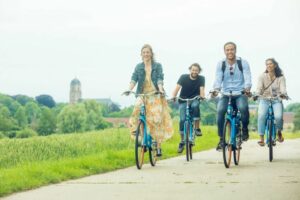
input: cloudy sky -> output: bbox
[0,0,299,107]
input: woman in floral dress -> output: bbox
[124,44,173,157]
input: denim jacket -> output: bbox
[130,62,164,94]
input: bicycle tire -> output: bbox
[233,128,241,165]
[222,120,232,168]
[135,121,145,169]
[189,144,193,160]
[185,121,190,161]
[268,120,273,162]
[149,141,157,167]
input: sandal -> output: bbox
[277,131,284,143]
[257,141,265,147]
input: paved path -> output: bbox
[2,139,300,200]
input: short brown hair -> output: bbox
[189,63,202,72]
[224,42,237,50]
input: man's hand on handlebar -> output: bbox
[209,90,219,98]
[122,90,132,96]
[243,88,252,97]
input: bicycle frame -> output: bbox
[264,99,276,145]
[183,101,194,145]
[178,96,200,145]
[176,96,201,161]
[124,90,160,169]
[225,95,242,149]
[138,102,155,149]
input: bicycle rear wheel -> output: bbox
[189,143,193,160]
[149,141,157,166]
[222,120,232,168]
[268,120,273,162]
[185,121,191,161]
[135,121,145,169]
[234,128,242,165]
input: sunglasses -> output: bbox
[229,66,234,75]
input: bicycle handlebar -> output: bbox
[122,90,163,97]
[208,90,253,99]
[252,94,291,101]
[168,95,205,103]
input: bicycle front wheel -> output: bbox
[222,120,232,168]
[268,120,273,162]
[234,128,242,165]
[189,143,193,160]
[149,141,157,167]
[184,121,191,161]
[135,121,145,169]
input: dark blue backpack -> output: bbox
[222,58,243,80]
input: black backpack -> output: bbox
[222,58,243,80]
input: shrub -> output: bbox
[0,132,5,139]
[16,128,38,138]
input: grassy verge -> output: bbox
[0,126,299,197]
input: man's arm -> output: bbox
[200,86,205,98]
[172,84,182,99]
[213,61,223,91]
[242,59,252,91]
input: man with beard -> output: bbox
[171,63,205,153]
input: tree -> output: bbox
[11,95,35,106]
[35,95,56,108]
[285,103,300,112]
[37,107,57,135]
[25,102,41,130]
[108,102,121,113]
[107,106,134,118]
[57,104,87,133]
[84,100,109,130]
[0,94,21,115]
[0,106,16,132]
[14,107,27,128]
[293,109,300,131]
[202,112,216,125]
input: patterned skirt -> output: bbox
[129,95,173,143]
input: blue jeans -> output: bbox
[217,95,249,137]
[179,100,200,134]
[257,99,283,136]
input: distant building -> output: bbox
[105,117,129,128]
[283,112,295,130]
[92,98,114,106]
[69,78,82,104]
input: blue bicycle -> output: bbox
[176,96,201,161]
[253,95,289,162]
[221,91,243,168]
[124,91,158,169]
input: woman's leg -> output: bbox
[257,100,269,144]
[272,100,284,142]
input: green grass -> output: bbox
[0,125,299,197]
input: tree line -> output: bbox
[1,92,299,139]
[0,93,112,138]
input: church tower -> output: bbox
[69,78,82,104]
